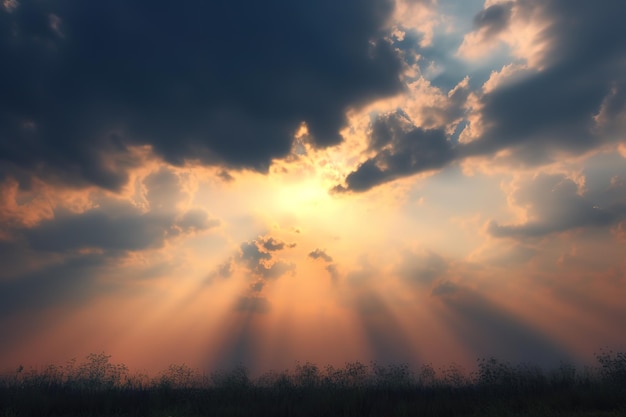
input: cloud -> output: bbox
[258,260,296,280]
[325,264,340,284]
[337,2,626,192]
[0,165,223,320]
[308,248,339,282]
[466,1,626,160]
[176,209,220,233]
[14,169,219,253]
[0,0,403,190]
[249,281,265,293]
[352,291,416,364]
[238,235,296,281]
[143,169,187,213]
[210,258,234,281]
[334,111,456,192]
[216,170,235,183]
[240,241,272,270]
[225,235,298,317]
[308,248,333,263]
[431,280,459,297]
[258,236,295,252]
[489,173,626,239]
[472,2,514,38]
[20,202,218,254]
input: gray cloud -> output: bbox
[238,235,296,280]
[473,2,513,38]
[259,236,295,252]
[216,170,235,183]
[489,173,626,239]
[337,1,626,192]
[326,264,340,284]
[24,209,173,252]
[0,168,221,322]
[308,248,334,263]
[308,248,339,283]
[240,241,272,270]
[18,170,219,253]
[468,0,626,162]
[144,169,186,213]
[258,260,296,280]
[335,111,456,192]
[177,209,220,233]
[206,257,235,284]
[0,0,403,190]
[249,281,265,293]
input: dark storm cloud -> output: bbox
[489,173,626,239]
[468,0,626,161]
[334,111,455,192]
[0,0,403,190]
[337,1,626,192]
[472,2,513,38]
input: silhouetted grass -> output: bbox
[1,350,625,416]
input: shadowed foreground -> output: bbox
[1,351,625,417]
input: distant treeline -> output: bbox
[1,350,625,416]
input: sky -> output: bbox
[1,0,625,376]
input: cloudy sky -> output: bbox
[1,0,625,375]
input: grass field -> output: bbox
[1,350,624,416]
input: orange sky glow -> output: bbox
[1,0,625,378]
